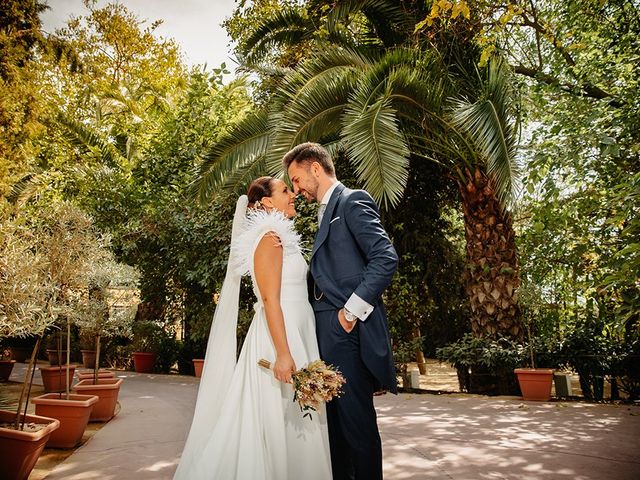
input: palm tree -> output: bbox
[197,0,524,341]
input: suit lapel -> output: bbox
[312,183,345,259]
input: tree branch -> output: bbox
[512,65,623,107]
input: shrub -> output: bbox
[131,320,164,353]
[155,326,180,374]
[437,333,526,395]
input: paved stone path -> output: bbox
[8,364,640,479]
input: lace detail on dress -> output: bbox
[230,209,301,277]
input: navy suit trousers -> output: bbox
[315,309,383,480]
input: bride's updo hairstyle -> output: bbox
[247,176,274,210]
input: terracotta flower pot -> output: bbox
[31,393,98,448]
[73,378,123,421]
[40,365,77,393]
[76,369,116,381]
[81,350,97,369]
[0,359,16,381]
[46,349,69,366]
[0,409,60,480]
[514,368,554,401]
[132,352,156,373]
[192,359,205,378]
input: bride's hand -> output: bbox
[273,352,296,383]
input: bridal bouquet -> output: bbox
[258,358,346,418]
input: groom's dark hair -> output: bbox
[283,142,335,176]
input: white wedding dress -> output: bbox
[174,200,332,480]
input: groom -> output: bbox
[284,142,398,480]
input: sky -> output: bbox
[40,0,239,70]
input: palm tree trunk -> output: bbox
[458,168,524,341]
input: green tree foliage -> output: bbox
[3,3,253,358]
[0,0,49,198]
[207,0,524,343]
[467,0,640,395]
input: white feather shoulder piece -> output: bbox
[230,209,302,277]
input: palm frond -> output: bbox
[241,7,316,65]
[276,47,373,104]
[6,172,42,206]
[342,89,410,209]
[268,68,358,173]
[450,59,520,203]
[219,158,270,199]
[326,0,411,35]
[237,61,291,80]
[57,115,126,167]
[194,111,271,203]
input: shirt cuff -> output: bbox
[344,293,374,321]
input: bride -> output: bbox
[173,176,332,479]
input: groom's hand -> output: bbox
[338,308,357,333]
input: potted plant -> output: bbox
[437,333,525,396]
[0,213,61,480]
[177,335,207,376]
[22,202,117,449]
[76,331,114,380]
[33,318,94,449]
[191,341,206,376]
[39,326,77,393]
[0,345,16,382]
[32,307,97,449]
[193,358,205,377]
[74,259,138,421]
[45,331,69,365]
[130,320,163,373]
[78,331,97,368]
[514,326,555,401]
[561,319,612,401]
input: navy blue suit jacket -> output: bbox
[310,183,399,393]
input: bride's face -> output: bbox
[264,179,297,218]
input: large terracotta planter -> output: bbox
[40,365,76,393]
[132,352,156,373]
[76,369,116,381]
[0,359,16,381]
[514,368,554,401]
[47,349,69,366]
[0,409,60,480]
[73,378,123,421]
[192,359,205,378]
[31,393,98,448]
[81,350,97,369]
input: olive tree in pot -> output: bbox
[513,284,557,401]
[26,202,114,448]
[0,213,61,479]
[73,259,138,421]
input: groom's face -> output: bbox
[288,161,320,202]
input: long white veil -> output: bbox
[173,195,248,479]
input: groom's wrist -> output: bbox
[344,293,374,321]
[343,308,358,323]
